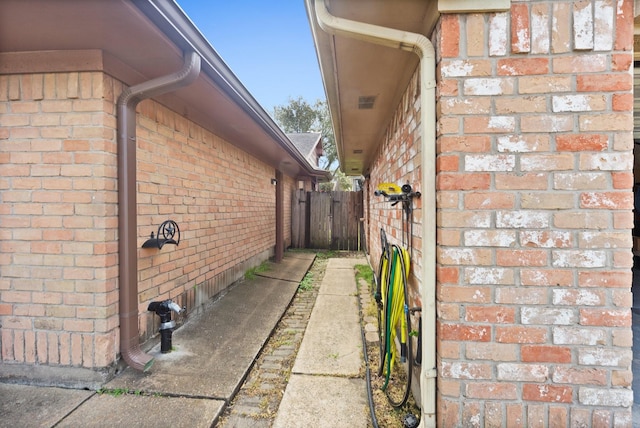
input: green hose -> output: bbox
[382,245,411,393]
[381,247,398,391]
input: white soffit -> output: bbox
[438,0,510,13]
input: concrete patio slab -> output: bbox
[272,374,368,428]
[257,254,315,282]
[107,277,298,399]
[292,294,362,376]
[326,257,367,270]
[0,254,370,428]
[56,394,224,428]
[319,268,358,296]
[282,251,317,261]
[0,383,92,428]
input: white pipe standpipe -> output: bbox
[312,2,437,426]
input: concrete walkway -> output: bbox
[273,257,369,428]
[0,253,370,428]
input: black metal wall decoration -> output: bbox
[142,220,181,249]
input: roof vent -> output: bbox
[353,149,363,154]
[358,96,376,109]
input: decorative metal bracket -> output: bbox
[142,220,180,249]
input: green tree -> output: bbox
[315,100,337,172]
[273,97,349,190]
[273,96,318,133]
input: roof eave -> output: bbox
[135,0,320,179]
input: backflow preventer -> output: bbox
[147,300,185,353]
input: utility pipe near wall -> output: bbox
[275,169,284,263]
[312,2,437,426]
[117,51,201,371]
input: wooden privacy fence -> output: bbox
[291,190,364,250]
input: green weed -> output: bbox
[299,271,314,291]
[96,388,129,397]
[245,261,270,280]
[354,264,374,287]
[316,250,338,259]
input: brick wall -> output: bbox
[368,70,423,307]
[1,71,120,373]
[367,1,634,426]
[437,2,634,425]
[134,95,279,340]
[1,68,293,383]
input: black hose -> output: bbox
[361,252,380,428]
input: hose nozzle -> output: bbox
[168,301,185,314]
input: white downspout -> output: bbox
[312,1,437,426]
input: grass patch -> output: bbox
[298,271,314,291]
[268,330,296,348]
[356,262,378,323]
[354,264,374,287]
[96,388,131,397]
[366,298,378,318]
[245,261,270,280]
[315,250,338,259]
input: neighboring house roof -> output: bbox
[0,0,331,181]
[287,132,323,168]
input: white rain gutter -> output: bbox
[312,1,437,426]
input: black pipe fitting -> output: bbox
[402,413,419,428]
[148,300,184,353]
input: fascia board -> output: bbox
[438,0,509,13]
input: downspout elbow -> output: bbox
[117,51,201,372]
[314,0,434,62]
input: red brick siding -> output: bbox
[434,2,634,426]
[134,96,279,338]
[1,71,119,369]
[366,1,634,426]
[367,70,423,307]
[1,70,292,372]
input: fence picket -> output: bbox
[295,190,362,250]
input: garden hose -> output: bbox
[382,250,398,391]
[382,245,411,391]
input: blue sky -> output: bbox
[176,0,326,115]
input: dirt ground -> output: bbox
[356,263,421,428]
